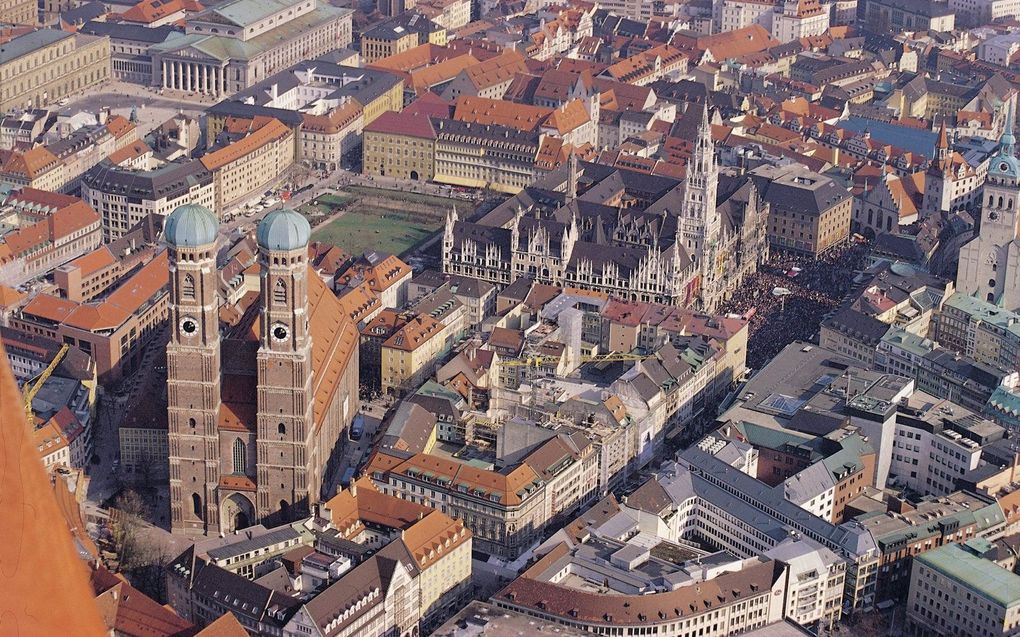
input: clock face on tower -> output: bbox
[272,324,289,341]
[180,316,198,336]
[989,210,1000,221]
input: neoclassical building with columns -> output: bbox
[165,204,360,535]
[150,0,353,96]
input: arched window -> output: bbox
[182,274,196,300]
[886,216,893,232]
[232,439,246,475]
[867,209,874,225]
[998,196,1004,208]
[988,292,996,302]
[278,422,286,435]
[189,417,197,429]
[273,280,287,305]
[192,493,202,518]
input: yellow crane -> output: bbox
[23,343,70,423]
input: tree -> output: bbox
[109,490,172,602]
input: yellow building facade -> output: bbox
[0,30,111,112]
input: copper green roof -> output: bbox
[916,542,1020,609]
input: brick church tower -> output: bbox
[166,203,357,536]
[254,209,314,520]
[165,204,223,534]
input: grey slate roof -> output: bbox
[0,29,73,65]
[82,158,213,202]
[80,20,183,44]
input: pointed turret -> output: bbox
[934,118,949,170]
[1000,100,1015,156]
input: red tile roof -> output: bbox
[0,340,108,635]
[364,110,437,139]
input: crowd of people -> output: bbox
[720,241,871,370]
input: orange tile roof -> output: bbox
[337,280,381,325]
[201,118,291,171]
[307,272,359,429]
[325,477,434,535]
[372,448,542,507]
[93,573,194,636]
[544,99,590,134]
[410,53,479,93]
[0,340,108,636]
[34,419,68,457]
[70,250,168,331]
[104,115,136,140]
[119,0,196,23]
[690,24,778,60]
[464,49,528,90]
[108,140,151,165]
[218,267,358,430]
[219,475,257,491]
[194,612,248,637]
[402,510,471,569]
[383,314,443,351]
[1,146,60,179]
[368,43,450,73]
[22,294,79,323]
[0,283,25,307]
[453,95,551,132]
[68,246,117,276]
[301,102,362,135]
[8,187,80,208]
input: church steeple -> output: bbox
[934,118,949,171]
[680,103,722,311]
[1000,100,1015,156]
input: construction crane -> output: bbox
[23,343,70,423]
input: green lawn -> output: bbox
[311,209,439,256]
[344,185,466,210]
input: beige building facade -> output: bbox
[201,118,294,213]
[0,30,110,112]
[0,0,36,24]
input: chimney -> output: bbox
[417,511,424,520]
[350,479,357,498]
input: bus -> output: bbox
[349,415,364,441]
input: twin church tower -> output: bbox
[164,204,359,535]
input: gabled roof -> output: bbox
[463,49,528,90]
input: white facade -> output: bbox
[771,0,829,43]
[889,422,982,496]
[765,539,846,629]
[718,0,776,33]
[83,172,217,241]
[978,33,1020,66]
[951,0,1020,26]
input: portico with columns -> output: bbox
[161,57,231,95]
